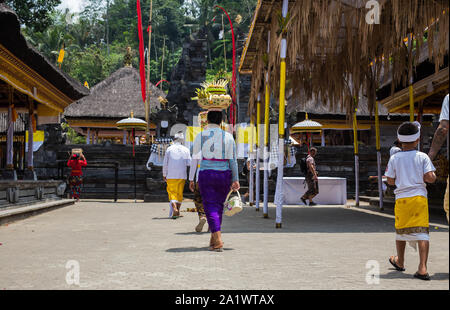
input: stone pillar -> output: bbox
[321,131,325,146]
[123,130,127,144]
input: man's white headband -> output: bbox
[398,122,421,143]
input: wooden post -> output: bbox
[418,100,424,151]
[275,0,289,229]
[6,86,14,169]
[353,107,359,207]
[375,102,383,211]
[86,128,91,145]
[27,97,34,170]
[146,0,153,140]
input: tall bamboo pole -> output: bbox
[146,0,153,141]
[160,36,166,90]
[255,93,261,211]
[263,31,271,218]
[263,71,270,218]
[408,33,415,123]
[249,107,255,206]
[275,0,289,229]
[222,14,227,70]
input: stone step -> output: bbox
[0,199,74,226]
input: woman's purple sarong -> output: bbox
[198,170,232,233]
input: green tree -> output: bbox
[4,0,61,32]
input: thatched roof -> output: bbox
[286,90,390,116]
[0,3,89,100]
[241,0,449,117]
[64,67,166,119]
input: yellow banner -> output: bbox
[57,49,65,64]
[26,130,44,143]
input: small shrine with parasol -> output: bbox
[116,111,147,202]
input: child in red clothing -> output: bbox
[67,153,87,202]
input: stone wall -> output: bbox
[166,28,208,126]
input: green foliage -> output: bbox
[61,123,86,145]
[5,0,61,32]
[21,0,258,89]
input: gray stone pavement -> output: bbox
[0,200,448,290]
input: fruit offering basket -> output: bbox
[195,79,232,111]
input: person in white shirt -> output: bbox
[163,132,191,219]
[385,122,436,281]
[428,94,449,223]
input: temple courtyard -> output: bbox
[0,201,448,290]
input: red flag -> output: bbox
[137,0,146,103]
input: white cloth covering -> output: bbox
[396,233,430,251]
[163,142,191,180]
[385,150,436,199]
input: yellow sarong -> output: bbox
[395,196,429,234]
[166,179,186,203]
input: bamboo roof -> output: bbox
[240,0,449,116]
[64,67,166,119]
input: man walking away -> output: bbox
[301,147,319,206]
[163,132,191,219]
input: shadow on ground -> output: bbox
[166,247,234,253]
[380,271,449,281]
[215,206,449,234]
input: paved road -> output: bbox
[0,200,448,290]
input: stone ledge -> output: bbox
[0,199,74,226]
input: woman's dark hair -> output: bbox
[393,140,401,147]
[207,111,223,125]
[398,122,419,136]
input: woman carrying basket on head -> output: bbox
[191,110,240,252]
[67,153,87,202]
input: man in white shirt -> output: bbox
[163,132,191,219]
[428,94,449,223]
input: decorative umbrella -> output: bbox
[117,111,147,202]
[290,113,323,151]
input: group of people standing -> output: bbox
[162,110,240,252]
